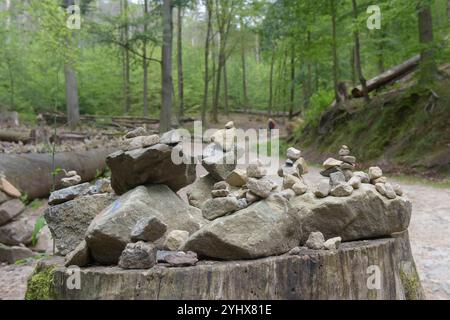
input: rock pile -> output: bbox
[0,177,51,264]
[41,128,412,276]
[48,128,205,270]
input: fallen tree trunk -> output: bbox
[0,148,116,200]
[0,130,30,143]
[352,55,420,98]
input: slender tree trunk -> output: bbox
[64,0,80,128]
[330,0,340,103]
[223,59,229,115]
[213,39,224,123]
[350,46,356,86]
[64,64,80,128]
[352,0,370,103]
[176,6,184,121]
[418,2,437,85]
[211,36,217,113]
[201,0,212,125]
[241,20,249,111]
[378,31,386,74]
[6,58,15,110]
[289,45,295,120]
[268,50,275,116]
[121,0,131,114]
[142,0,149,117]
[160,0,173,133]
[305,31,312,108]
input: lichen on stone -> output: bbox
[25,265,56,300]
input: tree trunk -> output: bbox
[350,46,356,86]
[160,0,173,133]
[142,0,149,117]
[63,0,80,128]
[212,41,224,123]
[201,0,213,125]
[121,0,131,114]
[289,45,295,120]
[352,0,370,103]
[223,59,229,115]
[241,20,249,111]
[305,31,312,109]
[330,0,340,103]
[176,7,184,121]
[418,2,437,85]
[268,50,275,116]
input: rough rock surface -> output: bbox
[0,199,24,226]
[202,197,239,221]
[130,216,167,243]
[65,240,90,267]
[163,230,190,251]
[291,184,412,243]
[225,169,247,187]
[85,185,205,265]
[45,194,115,256]
[0,244,35,264]
[184,194,302,260]
[202,145,237,181]
[118,242,157,270]
[186,174,217,209]
[305,232,325,250]
[106,144,196,195]
[246,178,275,199]
[40,232,424,300]
[48,183,91,206]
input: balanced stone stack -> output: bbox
[0,176,50,264]
[315,145,364,199]
[368,166,403,200]
[280,147,308,196]
[51,128,204,270]
[45,171,116,256]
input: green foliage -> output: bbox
[303,90,334,127]
[25,265,56,300]
[32,216,47,247]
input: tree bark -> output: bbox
[121,0,131,114]
[330,0,340,103]
[289,45,295,120]
[268,50,275,116]
[223,59,229,115]
[142,0,149,117]
[352,0,370,103]
[418,2,437,85]
[63,0,80,128]
[201,0,213,125]
[240,18,249,111]
[160,0,173,133]
[176,6,184,121]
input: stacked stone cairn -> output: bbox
[42,125,411,271]
[0,175,52,264]
[45,127,201,270]
[278,147,309,198]
[314,145,403,200]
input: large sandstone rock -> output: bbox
[0,190,11,204]
[186,174,217,209]
[0,199,25,226]
[38,231,424,300]
[85,185,206,265]
[48,183,91,206]
[0,244,35,264]
[290,184,412,243]
[45,194,115,256]
[106,144,196,195]
[202,144,237,181]
[183,194,302,260]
